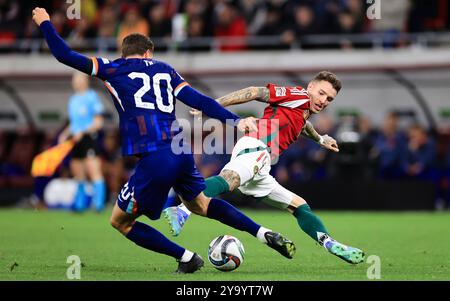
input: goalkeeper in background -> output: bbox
[58,72,106,212]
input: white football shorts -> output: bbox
[221,136,293,209]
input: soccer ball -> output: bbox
[207,235,245,271]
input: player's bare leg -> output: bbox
[180,191,296,259]
[110,201,137,235]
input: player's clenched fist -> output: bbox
[237,117,258,133]
[32,7,50,26]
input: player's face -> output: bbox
[307,80,337,114]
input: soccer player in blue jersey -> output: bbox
[32,7,296,273]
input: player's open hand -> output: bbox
[320,134,339,152]
[32,7,50,26]
[237,117,258,133]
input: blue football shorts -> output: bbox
[117,150,206,220]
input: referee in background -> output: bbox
[58,72,106,212]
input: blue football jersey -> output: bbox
[90,57,188,156]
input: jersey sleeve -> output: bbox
[90,57,117,80]
[169,67,190,97]
[266,83,310,107]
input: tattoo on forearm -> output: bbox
[216,87,269,106]
[220,169,241,191]
[216,88,253,107]
[256,87,270,103]
[301,121,322,142]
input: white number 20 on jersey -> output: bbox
[128,72,174,113]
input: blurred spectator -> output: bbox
[1,127,36,188]
[274,139,309,185]
[358,115,379,178]
[213,1,248,51]
[402,123,436,180]
[9,0,450,53]
[285,4,322,49]
[147,3,172,38]
[256,6,291,49]
[182,0,212,39]
[180,15,211,51]
[408,0,449,32]
[373,112,407,179]
[67,18,96,49]
[0,0,20,45]
[50,10,71,38]
[238,0,267,35]
[117,4,149,49]
[96,5,120,52]
[370,0,411,48]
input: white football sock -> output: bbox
[180,250,194,262]
[256,227,271,244]
[178,204,192,216]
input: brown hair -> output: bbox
[312,71,342,93]
[121,34,154,58]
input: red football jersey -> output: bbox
[247,83,310,157]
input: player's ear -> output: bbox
[144,50,153,59]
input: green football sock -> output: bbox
[293,204,329,243]
[203,176,230,198]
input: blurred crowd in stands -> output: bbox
[1,111,450,209]
[0,0,449,51]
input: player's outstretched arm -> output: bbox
[32,7,92,75]
[177,86,257,132]
[216,86,270,107]
[301,121,339,152]
[189,87,269,116]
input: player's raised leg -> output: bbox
[181,191,296,259]
[262,184,365,264]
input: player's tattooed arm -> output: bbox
[219,169,241,192]
[301,121,322,142]
[216,87,270,107]
[301,121,339,152]
[189,86,269,117]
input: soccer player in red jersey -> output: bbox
[164,72,365,264]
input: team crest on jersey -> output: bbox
[275,86,286,97]
[253,165,259,175]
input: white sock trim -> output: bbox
[180,250,194,263]
[256,227,271,244]
[178,204,192,216]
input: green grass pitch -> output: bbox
[0,208,449,280]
